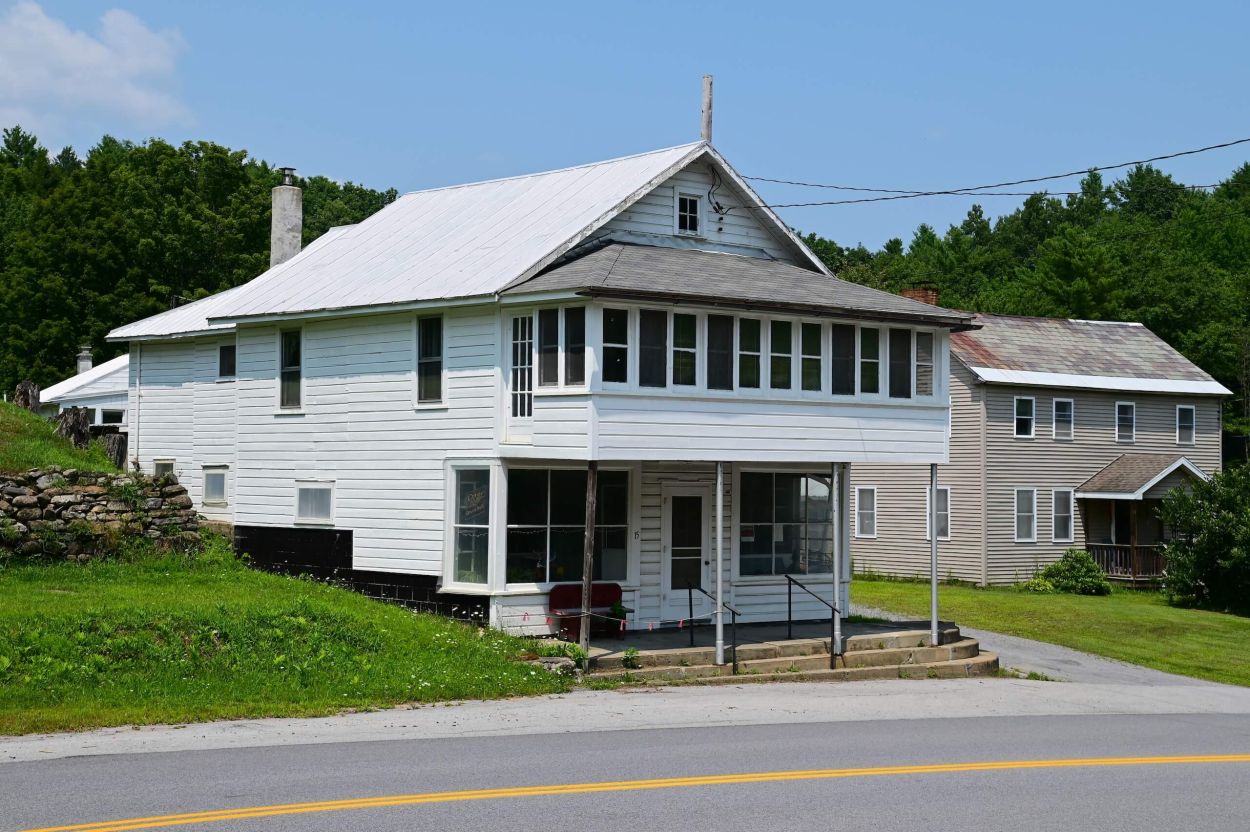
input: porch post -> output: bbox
[830,462,842,665]
[929,462,940,646]
[1130,501,1139,583]
[714,461,725,666]
[578,460,599,656]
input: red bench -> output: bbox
[548,583,632,640]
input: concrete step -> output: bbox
[591,636,831,671]
[620,652,1001,687]
[841,638,981,669]
[843,627,960,652]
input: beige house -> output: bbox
[851,313,1229,585]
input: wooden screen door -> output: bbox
[661,486,713,622]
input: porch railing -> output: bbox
[1087,544,1165,581]
[785,574,841,669]
[686,583,742,674]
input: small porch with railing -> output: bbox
[1087,541,1165,584]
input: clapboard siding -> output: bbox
[983,386,1221,584]
[599,163,795,262]
[130,339,196,482]
[190,337,237,521]
[850,361,986,582]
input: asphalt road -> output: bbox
[5,710,1250,832]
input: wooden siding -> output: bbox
[850,360,987,582]
[130,339,195,491]
[598,163,796,262]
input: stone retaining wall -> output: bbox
[0,466,199,560]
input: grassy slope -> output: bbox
[854,578,1250,686]
[0,401,115,473]
[0,544,566,735]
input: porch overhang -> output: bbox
[1076,454,1208,501]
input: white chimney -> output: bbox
[270,167,303,268]
[76,345,93,374]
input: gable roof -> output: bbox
[951,314,1230,396]
[1076,453,1209,499]
[508,243,976,328]
[108,142,830,341]
[40,354,129,403]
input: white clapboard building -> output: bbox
[107,138,975,632]
[40,352,130,428]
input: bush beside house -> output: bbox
[1160,466,1250,614]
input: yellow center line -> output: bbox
[22,754,1250,832]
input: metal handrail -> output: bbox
[686,583,741,674]
[784,574,842,668]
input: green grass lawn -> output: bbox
[0,401,116,473]
[0,541,567,735]
[854,577,1250,686]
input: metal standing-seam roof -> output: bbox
[951,313,1230,395]
[507,243,976,328]
[40,354,130,403]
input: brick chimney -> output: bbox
[901,286,939,306]
[270,167,303,268]
[76,345,93,374]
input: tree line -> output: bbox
[0,127,397,392]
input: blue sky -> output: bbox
[5,1,1250,248]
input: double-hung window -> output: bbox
[506,469,629,583]
[738,319,761,388]
[452,469,490,584]
[1052,489,1074,543]
[279,330,301,408]
[738,472,832,576]
[417,315,443,404]
[859,328,880,394]
[564,307,586,386]
[915,332,934,396]
[536,307,586,388]
[1014,489,1037,542]
[855,486,877,538]
[537,309,560,387]
[1053,398,1074,440]
[203,466,227,506]
[218,344,236,379]
[706,315,734,391]
[1176,405,1196,445]
[602,308,629,384]
[769,320,792,389]
[801,323,822,391]
[672,313,697,386]
[639,310,668,388]
[830,324,855,395]
[1116,402,1136,443]
[927,486,950,540]
[1014,397,1035,438]
[888,328,912,399]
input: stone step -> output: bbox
[644,652,1000,687]
[843,627,960,653]
[591,636,831,671]
[840,638,981,669]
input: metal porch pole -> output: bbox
[929,462,939,646]
[714,461,725,666]
[830,462,842,667]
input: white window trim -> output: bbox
[599,306,632,388]
[1014,396,1036,439]
[444,463,493,590]
[798,319,825,395]
[731,468,837,582]
[1116,401,1136,443]
[768,317,795,391]
[1176,404,1196,446]
[276,328,305,413]
[1051,488,1074,544]
[674,191,704,238]
[415,314,447,409]
[216,338,237,381]
[854,486,878,539]
[925,485,951,542]
[913,329,937,399]
[858,326,882,398]
[670,310,699,388]
[202,465,229,507]
[1014,487,1037,543]
[1052,397,1074,440]
[153,458,175,478]
[294,479,335,526]
[735,316,761,390]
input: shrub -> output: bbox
[1159,466,1250,614]
[1016,576,1056,593]
[1039,549,1112,596]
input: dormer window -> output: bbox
[676,193,701,236]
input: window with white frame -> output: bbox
[100,409,124,424]
[1014,488,1037,542]
[279,330,301,408]
[1052,489,1074,543]
[452,468,490,585]
[417,315,443,403]
[859,328,881,394]
[738,318,761,388]
[738,472,832,576]
[218,344,236,379]
[602,308,629,384]
[915,332,935,396]
[770,320,792,389]
[855,486,877,538]
[1053,398,1074,440]
[639,309,668,388]
[535,306,588,388]
[505,468,629,584]
[800,323,822,391]
[672,313,697,386]
[706,314,734,391]
[203,466,227,505]
[295,481,333,523]
[510,315,533,417]
[676,193,701,235]
[154,459,174,478]
[1176,405,1196,445]
[888,328,912,399]
[1014,397,1036,438]
[1116,402,1136,443]
[537,308,559,387]
[564,307,586,386]
[830,323,855,395]
[927,486,950,541]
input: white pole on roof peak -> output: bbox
[701,75,714,144]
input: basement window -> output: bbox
[203,466,227,506]
[676,193,701,236]
[100,409,124,424]
[295,481,333,524]
[154,460,175,478]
